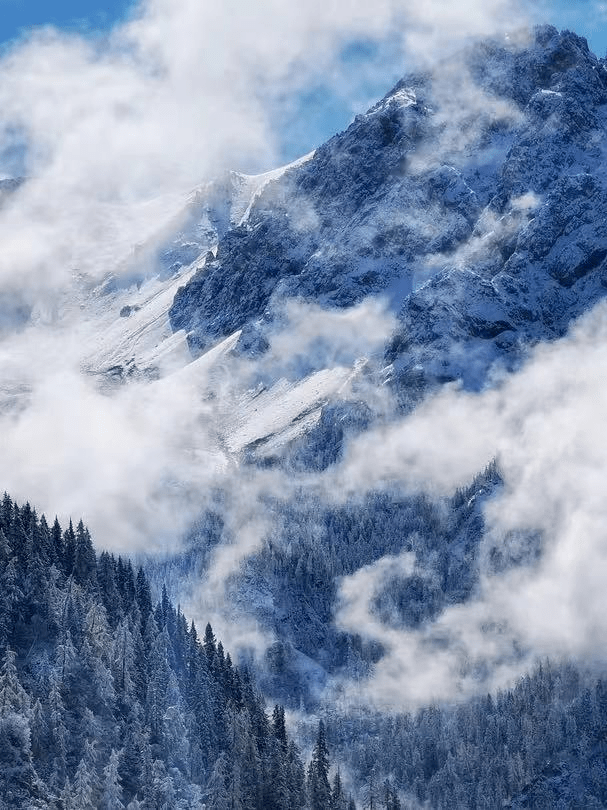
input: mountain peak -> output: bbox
[168,24,607,398]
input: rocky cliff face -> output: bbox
[170,26,607,398]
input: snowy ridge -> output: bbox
[75,150,318,380]
[0,150,342,465]
[234,150,316,226]
[224,362,360,455]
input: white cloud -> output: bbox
[264,298,397,379]
[0,0,526,291]
[332,301,607,709]
[0,0,530,661]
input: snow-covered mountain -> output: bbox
[32,23,607,657]
[1,156,351,456]
[5,22,607,809]
[136,25,607,706]
[170,26,607,397]
[9,26,604,468]
[75,160,316,380]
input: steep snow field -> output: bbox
[0,150,352,465]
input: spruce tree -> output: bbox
[308,720,331,810]
[51,517,64,566]
[332,768,350,810]
[203,622,217,662]
[0,651,40,807]
[135,568,152,629]
[63,519,76,576]
[70,757,96,809]
[271,704,287,747]
[204,751,230,810]
[73,520,96,586]
[102,749,125,810]
[0,649,29,715]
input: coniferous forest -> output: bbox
[0,493,314,809]
[3,490,607,809]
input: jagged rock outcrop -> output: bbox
[170,26,607,398]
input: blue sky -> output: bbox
[0,0,134,43]
[0,0,605,54]
[0,0,605,164]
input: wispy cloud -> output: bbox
[332,301,607,708]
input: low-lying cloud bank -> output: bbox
[333,302,607,708]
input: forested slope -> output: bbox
[0,494,307,809]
